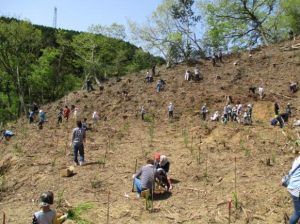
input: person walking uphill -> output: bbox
[71,121,86,166]
[286,151,300,224]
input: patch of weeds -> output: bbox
[68,203,94,224]
[122,122,130,133]
[0,175,6,192]
[96,157,106,167]
[56,190,65,209]
[13,143,22,155]
[144,115,153,123]
[240,141,250,157]
[90,178,102,189]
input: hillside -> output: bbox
[1,39,300,223]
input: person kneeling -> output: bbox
[133,159,157,198]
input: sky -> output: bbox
[0,0,162,32]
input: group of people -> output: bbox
[184,67,202,82]
[199,102,252,125]
[271,102,292,128]
[133,152,172,198]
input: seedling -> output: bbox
[68,202,94,224]
[0,175,5,192]
[56,190,65,208]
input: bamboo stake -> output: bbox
[228,200,231,224]
[106,190,110,224]
[234,157,237,193]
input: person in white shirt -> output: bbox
[92,111,99,128]
[184,70,190,81]
[258,86,264,99]
[168,102,174,118]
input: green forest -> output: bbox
[0,17,164,123]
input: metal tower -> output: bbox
[53,7,57,28]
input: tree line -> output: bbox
[0,17,164,124]
[129,0,300,66]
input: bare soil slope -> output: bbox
[1,40,300,223]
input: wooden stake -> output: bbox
[234,157,237,193]
[2,212,5,224]
[106,190,110,224]
[228,200,231,224]
[132,159,137,192]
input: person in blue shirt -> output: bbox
[38,110,46,129]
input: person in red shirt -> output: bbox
[63,106,70,121]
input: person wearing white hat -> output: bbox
[168,102,174,118]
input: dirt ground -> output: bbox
[1,39,300,223]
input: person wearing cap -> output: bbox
[0,130,14,142]
[32,191,58,224]
[168,102,174,118]
[38,110,46,130]
[158,155,173,190]
[71,120,86,166]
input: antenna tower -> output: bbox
[53,7,57,28]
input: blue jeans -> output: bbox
[134,177,142,194]
[73,143,84,164]
[290,195,300,224]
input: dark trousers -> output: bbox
[73,143,84,164]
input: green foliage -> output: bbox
[0,17,163,124]
[280,0,300,34]
[201,0,279,49]
[68,203,94,224]
[143,114,154,123]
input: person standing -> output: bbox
[71,121,86,166]
[38,110,46,130]
[63,106,70,121]
[92,111,99,129]
[286,151,300,224]
[274,102,280,116]
[200,103,208,120]
[168,102,174,118]
[57,108,63,126]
